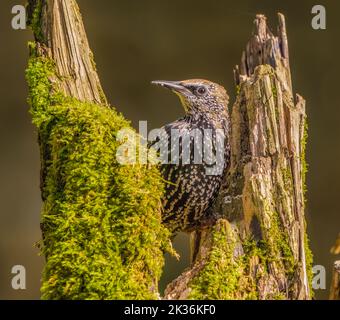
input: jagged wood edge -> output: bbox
[330,261,340,300]
[164,13,311,300]
[27,0,108,105]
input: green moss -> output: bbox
[236,85,241,96]
[261,211,296,278]
[27,0,44,42]
[26,47,171,300]
[301,121,309,198]
[301,120,313,296]
[304,231,314,298]
[273,293,286,300]
[243,212,296,292]
[272,85,277,99]
[196,65,311,300]
[188,212,297,300]
[282,167,293,194]
[188,221,256,300]
[185,191,305,300]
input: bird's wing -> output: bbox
[148,118,189,165]
[148,118,230,171]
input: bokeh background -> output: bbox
[0,0,339,299]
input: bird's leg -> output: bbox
[197,207,221,229]
[188,207,222,263]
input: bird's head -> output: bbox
[151,79,229,115]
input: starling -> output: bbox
[151,79,230,234]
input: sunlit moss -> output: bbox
[26,43,171,300]
[187,212,297,300]
[27,0,44,42]
[188,221,257,300]
[187,66,313,300]
[301,120,313,296]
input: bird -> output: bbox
[150,79,231,234]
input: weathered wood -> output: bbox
[331,234,340,255]
[165,13,311,300]
[27,0,107,105]
[27,2,312,300]
[330,261,340,300]
[26,0,170,299]
[236,14,292,92]
[330,235,340,300]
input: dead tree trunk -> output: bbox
[165,14,312,300]
[27,1,312,300]
[330,261,340,300]
[330,235,340,300]
[27,0,107,105]
[26,0,170,300]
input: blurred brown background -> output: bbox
[0,0,339,300]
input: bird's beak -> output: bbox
[151,80,191,95]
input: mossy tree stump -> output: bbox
[27,1,313,300]
[26,0,171,299]
[165,14,313,300]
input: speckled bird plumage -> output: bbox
[151,79,231,234]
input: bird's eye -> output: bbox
[196,86,207,96]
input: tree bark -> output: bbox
[331,233,340,255]
[27,0,107,105]
[330,234,340,300]
[27,1,313,300]
[26,0,170,300]
[330,261,340,300]
[165,14,312,300]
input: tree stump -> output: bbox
[26,1,313,300]
[165,14,312,300]
[330,234,340,300]
[26,0,171,300]
[330,261,340,300]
